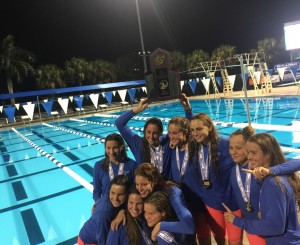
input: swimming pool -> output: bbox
[0,96,299,244]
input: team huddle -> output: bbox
[78,94,300,245]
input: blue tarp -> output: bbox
[0,80,145,100]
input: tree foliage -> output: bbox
[170,50,187,72]
[88,59,116,84]
[63,57,90,86]
[0,35,35,103]
[35,64,64,89]
[211,44,237,65]
[251,38,289,67]
[186,49,210,70]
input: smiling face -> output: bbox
[246,141,270,169]
[105,140,123,163]
[144,123,161,147]
[109,184,127,208]
[135,175,155,198]
[144,203,164,228]
[190,119,211,145]
[229,134,248,165]
[127,193,143,218]
[168,123,185,149]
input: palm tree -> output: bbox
[170,50,187,72]
[35,64,64,89]
[186,49,210,70]
[0,35,35,104]
[252,38,289,67]
[211,44,237,65]
[63,57,90,86]
[89,59,116,84]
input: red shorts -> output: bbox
[77,236,97,245]
[206,205,242,243]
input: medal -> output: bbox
[236,164,253,212]
[198,144,211,188]
[203,180,211,189]
[246,202,253,212]
[257,211,262,219]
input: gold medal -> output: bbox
[203,180,211,189]
[257,211,262,219]
[246,202,253,212]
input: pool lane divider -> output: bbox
[93,113,171,122]
[83,117,300,154]
[70,118,150,133]
[214,121,300,132]
[12,127,93,193]
[43,122,105,143]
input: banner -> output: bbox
[41,101,54,116]
[89,93,99,109]
[74,96,84,110]
[105,91,113,105]
[201,78,210,94]
[228,75,236,88]
[188,79,197,94]
[118,89,127,102]
[23,103,35,120]
[128,88,136,103]
[3,107,16,123]
[58,98,69,114]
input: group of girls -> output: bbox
[79,94,300,245]
[78,94,195,244]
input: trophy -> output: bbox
[146,48,180,101]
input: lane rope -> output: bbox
[43,123,105,143]
[12,127,93,193]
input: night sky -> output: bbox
[1,0,300,66]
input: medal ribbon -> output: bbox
[136,219,152,245]
[150,145,163,173]
[176,146,189,177]
[235,164,251,203]
[108,162,124,181]
[198,144,210,181]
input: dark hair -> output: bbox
[144,191,176,222]
[135,163,177,198]
[109,175,131,195]
[230,126,255,141]
[125,185,143,244]
[142,118,163,162]
[103,133,128,171]
[135,163,165,192]
[168,116,196,161]
[191,113,219,176]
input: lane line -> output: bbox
[43,123,105,143]
[12,127,93,193]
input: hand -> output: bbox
[110,209,126,231]
[179,93,191,111]
[133,98,150,114]
[151,222,161,241]
[242,166,271,180]
[222,203,236,223]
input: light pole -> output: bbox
[135,0,147,74]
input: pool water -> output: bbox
[0,96,299,244]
